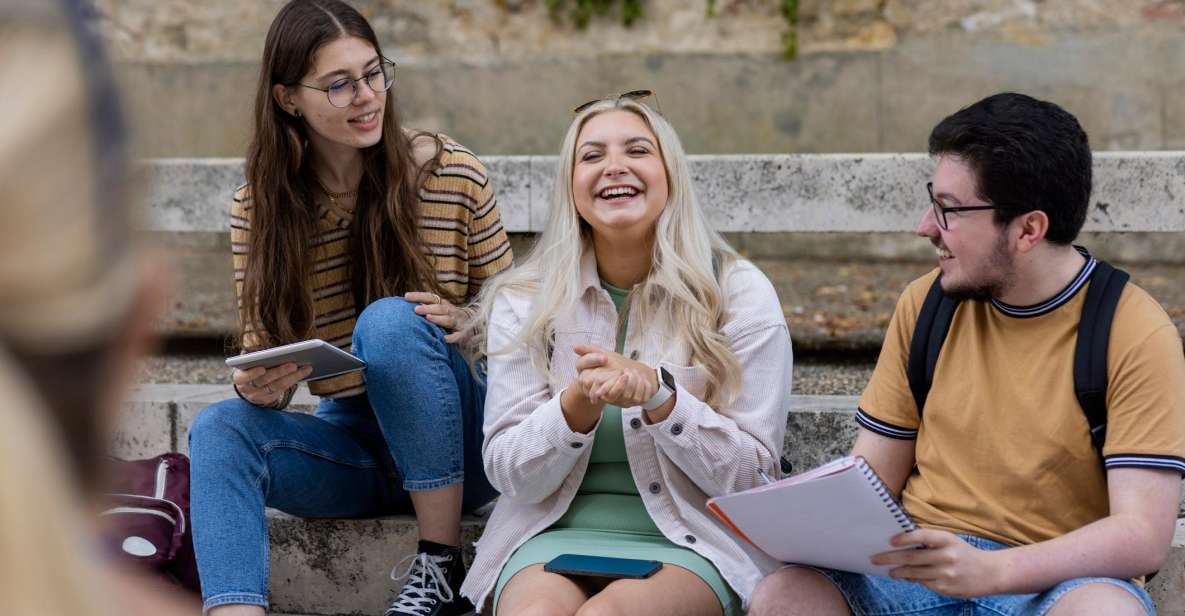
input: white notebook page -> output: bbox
[708,456,914,576]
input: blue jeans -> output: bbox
[810,534,1156,616]
[189,297,496,611]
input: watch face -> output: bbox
[659,366,676,391]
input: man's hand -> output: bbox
[871,529,1006,599]
[405,291,471,344]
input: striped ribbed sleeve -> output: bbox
[229,185,264,352]
[418,141,513,304]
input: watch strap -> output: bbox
[640,367,675,411]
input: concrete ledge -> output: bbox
[141,152,1185,234]
[262,513,1185,615]
[1147,519,1185,614]
[114,385,863,463]
[267,511,488,615]
[115,384,316,457]
[114,387,1184,614]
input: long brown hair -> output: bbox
[241,0,443,348]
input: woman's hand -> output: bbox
[406,291,471,344]
[558,349,612,434]
[573,345,659,409]
[232,362,311,407]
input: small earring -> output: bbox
[293,108,302,118]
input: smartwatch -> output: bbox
[641,366,676,411]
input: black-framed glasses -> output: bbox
[573,89,657,114]
[927,182,1004,230]
[299,60,396,108]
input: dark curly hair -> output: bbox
[929,92,1092,245]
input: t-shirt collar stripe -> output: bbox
[991,246,1095,318]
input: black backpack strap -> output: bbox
[907,275,961,419]
[1073,260,1129,453]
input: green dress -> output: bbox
[492,282,741,615]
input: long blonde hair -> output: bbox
[468,99,741,407]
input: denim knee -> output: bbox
[353,296,442,349]
[188,398,268,460]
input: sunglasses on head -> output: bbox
[573,89,656,115]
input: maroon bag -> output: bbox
[101,452,201,593]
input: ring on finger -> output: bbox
[432,293,441,304]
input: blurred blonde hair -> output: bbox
[0,4,138,614]
[0,349,111,616]
[0,0,150,491]
[467,99,741,407]
[0,2,141,351]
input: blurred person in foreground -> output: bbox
[0,1,195,614]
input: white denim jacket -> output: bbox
[460,249,793,611]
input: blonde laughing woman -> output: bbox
[458,94,793,615]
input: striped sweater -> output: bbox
[231,137,513,400]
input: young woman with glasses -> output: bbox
[187,2,513,615]
[457,96,793,615]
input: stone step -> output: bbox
[265,510,486,615]
[142,155,1185,344]
[154,236,1185,352]
[141,155,1185,234]
[265,511,1185,615]
[133,348,877,391]
[113,384,1185,512]
[114,385,860,473]
[113,387,1185,614]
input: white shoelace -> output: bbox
[385,551,455,615]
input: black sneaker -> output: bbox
[385,542,475,616]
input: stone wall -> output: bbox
[88,0,1185,156]
[89,0,1185,63]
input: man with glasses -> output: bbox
[750,92,1185,615]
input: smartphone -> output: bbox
[543,554,662,580]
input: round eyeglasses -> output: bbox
[299,60,396,108]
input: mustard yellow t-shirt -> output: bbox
[857,253,1185,547]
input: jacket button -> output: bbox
[670,423,683,436]
[630,417,642,429]
[648,482,661,494]
[570,442,584,449]
[685,534,697,544]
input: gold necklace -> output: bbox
[315,179,358,209]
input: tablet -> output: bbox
[225,339,366,382]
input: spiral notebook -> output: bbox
[707,456,915,576]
